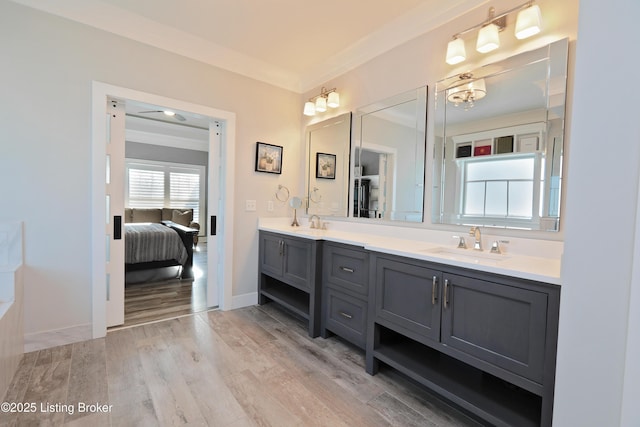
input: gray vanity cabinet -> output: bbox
[258,231,322,337]
[367,252,560,427]
[321,242,369,348]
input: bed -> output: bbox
[124,221,197,284]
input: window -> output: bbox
[126,160,205,224]
[462,156,535,219]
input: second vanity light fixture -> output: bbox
[303,87,340,116]
[446,1,543,65]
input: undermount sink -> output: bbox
[422,247,510,265]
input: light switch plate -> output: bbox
[267,201,274,212]
[245,200,257,211]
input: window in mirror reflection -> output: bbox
[463,156,534,218]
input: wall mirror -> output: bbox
[352,86,427,222]
[305,112,352,217]
[432,38,569,231]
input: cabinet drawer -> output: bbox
[325,288,367,348]
[323,243,369,296]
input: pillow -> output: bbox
[172,210,192,226]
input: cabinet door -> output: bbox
[259,232,284,278]
[374,256,442,343]
[441,273,548,384]
[282,237,312,290]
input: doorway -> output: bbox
[120,104,211,327]
[91,82,236,338]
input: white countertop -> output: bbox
[258,221,561,285]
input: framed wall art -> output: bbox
[255,142,283,174]
[316,152,336,179]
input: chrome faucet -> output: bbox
[309,214,322,229]
[470,226,482,251]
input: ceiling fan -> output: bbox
[138,110,187,122]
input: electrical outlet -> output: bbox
[245,200,257,211]
[267,201,274,212]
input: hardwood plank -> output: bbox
[65,339,110,425]
[17,344,73,425]
[105,328,159,427]
[368,391,438,427]
[223,369,303,427]
[135,336,207,425]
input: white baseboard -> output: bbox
[231,292,258,309]
[24,323,92,353]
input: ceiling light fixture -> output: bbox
[446,73,487,109]
[303,87,340,116]
[445,1,543,65]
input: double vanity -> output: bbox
[258,220,560,427]
[264,37,570,427]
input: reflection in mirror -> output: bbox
[352,86,427,222]
[305,113,352,217]
[432,38,568,231]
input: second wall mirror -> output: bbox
[352,86,428,222]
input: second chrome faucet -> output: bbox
[470,226,482,251]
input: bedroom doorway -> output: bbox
[119,104,213,327]
[91,82,236,337]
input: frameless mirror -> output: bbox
[305,113,352,217]
[352,86,427,222]
[432,38,569,231]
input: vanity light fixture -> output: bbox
[303,87,340,116]
[445,1,543,65]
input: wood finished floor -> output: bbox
[121,245,208,328]
[1,304,482,427]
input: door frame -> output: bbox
[90,81,236,338]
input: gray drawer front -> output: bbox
[324,244,369,296]
[326,289,367,348]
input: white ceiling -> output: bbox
[10,0,486,92]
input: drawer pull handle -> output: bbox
[340,266,355,273]
[431,275,438,305]
[339,312,353,319]
[444,279,449,309]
